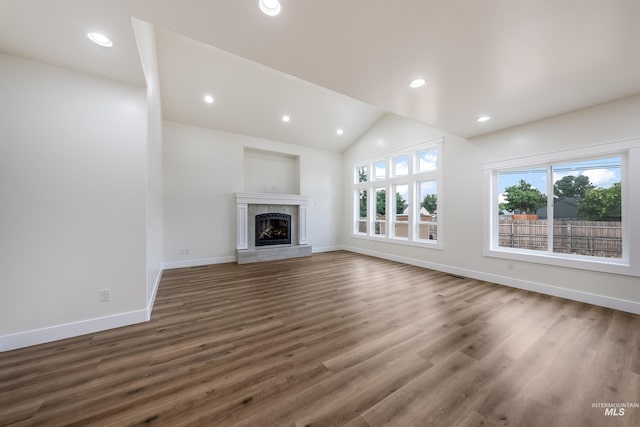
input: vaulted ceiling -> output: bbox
[2,0,639,151]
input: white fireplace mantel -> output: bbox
[235,192,309,207]
[235,192,309,251]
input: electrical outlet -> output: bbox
[179,248,190,255]
[99,289,111,302]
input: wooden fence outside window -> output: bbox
[498,218,622,257]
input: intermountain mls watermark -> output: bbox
[592,402,640,417]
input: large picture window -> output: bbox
[352,138,443,248]
[485,139,639,276]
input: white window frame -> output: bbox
[483,138,640,277]
[353,188,368,235]
[372,159,387,181]
[373,186,387,237]
[352,138,443,249]
[391,182,410,240]
[392,155,410,177]
[416,179,438,242]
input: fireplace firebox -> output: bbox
[255,213,291,246]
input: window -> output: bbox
[417,149,438,172]
[497,166,548,251]
[485,139,640,276]
[393,183,409,238]
[551,157,622,258]
[355,189,368,234]
[373,160,386,180]
[393,155,409,177]
[417,181,437,241]
[355,165,368,183]
[374,187,386,236]
[352,138,443,248]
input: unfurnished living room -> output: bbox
[1,1,639,426]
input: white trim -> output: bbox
[299,205,308,244]
[162,256,235,270]
[350,136,444,168]
[483,247,634,276]
[235,192,309,251]
[352,140,444,247]
[1,269,165,352]
[341,245,640,315]
[352,234,443,250]
[237,203,248,250]
[235,192,309,206]
[0,309,148,352]
[145,269,162,321]
[4,245,637,353]
[482,137,640,170]
[483,139,638,277]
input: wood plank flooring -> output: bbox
[1,251,639,426]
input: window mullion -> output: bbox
[489,149,628,269]
[387,183,392,238]
[491,171,498,249]
[547,164,554,253]
[353,189,358,234]
[371,184,375,237]
[408,179,415,241]
[351,141,442,248]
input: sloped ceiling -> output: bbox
[155,28,384,151]
[1,0,640,150]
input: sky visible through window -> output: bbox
[419,150,437,172]
[394,156,409,176]
[393,152,438,205]
[498,157,621,201]
[374,161,385,180]
[363,149,438,209]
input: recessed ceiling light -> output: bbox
[336,128,344,135]
[259,0,281,16]
[87,32,112,47]
[203,95,214,104]
[282,115,290,122]
[409,78,425,88]
[477,115,491,122]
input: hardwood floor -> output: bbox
[1,251,638,426]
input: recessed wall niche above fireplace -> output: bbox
[235,193,312,264]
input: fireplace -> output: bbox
[255,213,291,246]
[235,192,312,263]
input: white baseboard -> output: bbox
[1,255,229,352]
[0,309,148,352]
[342,245,640,315]
[163,256,235,270]
[145,269,163,321]
[5,246,635,353]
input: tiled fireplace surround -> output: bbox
[235,192,312,264]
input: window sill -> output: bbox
[352,233,443,250]
[484,247,637,277]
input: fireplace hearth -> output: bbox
[255,213,291,246]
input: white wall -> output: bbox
[4,46,636,354]
[163,121,342,267]
[343,99,640,313]
[0,53,149,347]
[244,148,299,195]
[132,19,164,311]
